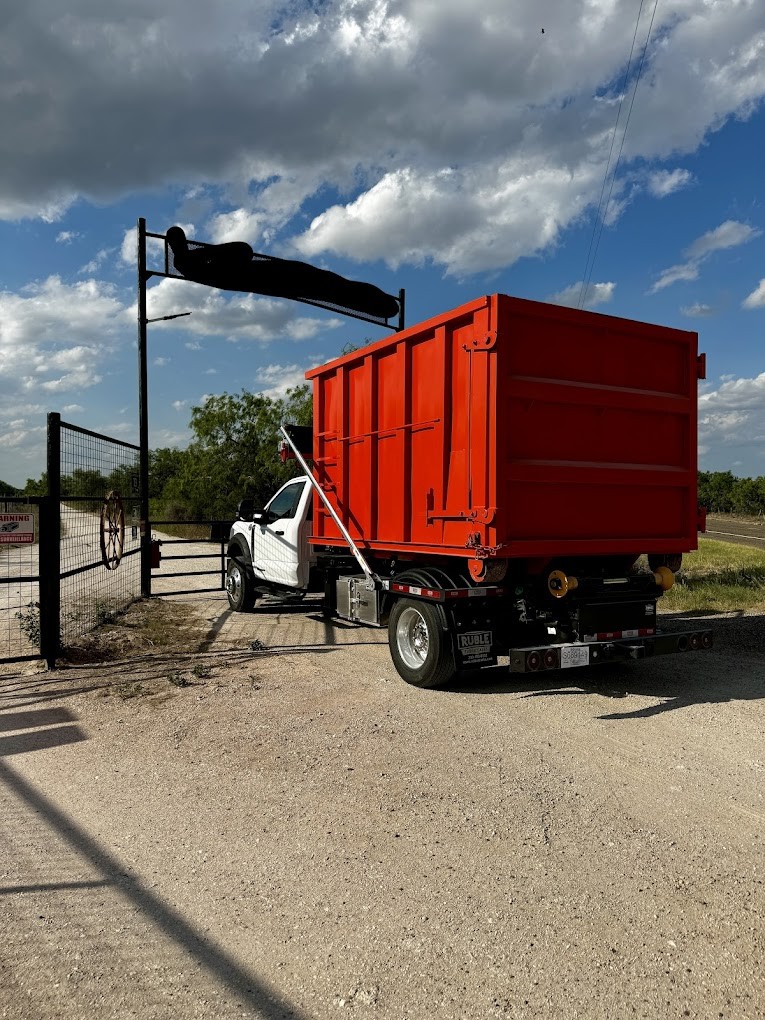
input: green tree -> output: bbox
[731,476,765,516]
[149,447,186,498]
[63,468,108,498]
[24,473,48,496]
[105,464,139,497]
[161,385,312,519]
[697,470,736,513]
[0,478,20,496]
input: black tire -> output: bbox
[388,598,457,688]
[226,559,257,612]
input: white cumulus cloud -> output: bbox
[0,1,761,276]
[142,276,343,342]
[548,281,615,308]
[743,278,765,309]
[698,373,765,471]
[255,363,311,397]
[650,220,761,293]
[647,169,693,198]
[0,276,125,397]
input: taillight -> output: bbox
[543,648,559,670]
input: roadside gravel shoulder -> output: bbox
[1,598,763,1020]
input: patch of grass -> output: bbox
[63,598,206,663]
[168,671,193,687]
[659,538,765,614]
[130,600,202,646]
[191,663,212,679]
[114,681,151,700]
[94,601,119,627]
[15,602,41,646]
[97,679,175,701]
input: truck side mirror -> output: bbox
[237,498,255,521]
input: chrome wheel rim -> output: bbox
[226,565,242,601]
[396,606,429,669]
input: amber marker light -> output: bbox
[548,569,579,598]
[653,566,675,591]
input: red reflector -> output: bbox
[278,441,295,463]
[543,649,558,670]
[526,651,542,671]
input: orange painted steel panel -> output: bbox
[306,294,700,562]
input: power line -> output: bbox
[577,0,659,309]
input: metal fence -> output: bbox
[148,520,229,598]
[0,416,143,667]
[0,496,42,663]
[52,415,142,647]
[0,414,237,668]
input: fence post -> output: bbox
[137,217,151,597]
[39,412,61,667]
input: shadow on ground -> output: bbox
[444,611,764,718]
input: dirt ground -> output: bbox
[1,593,763,1019]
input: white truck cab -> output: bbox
[225,475,315,609]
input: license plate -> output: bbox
[561,645,590,669]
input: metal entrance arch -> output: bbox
[135,218,406,596]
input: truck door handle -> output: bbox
[274,530,284,535]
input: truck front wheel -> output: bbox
[388,598,457,688]
[226,559,257,612]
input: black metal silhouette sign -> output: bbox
[164,226,401,326]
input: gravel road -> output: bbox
[1,593,763,1020]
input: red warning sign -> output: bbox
[0,514,35,544]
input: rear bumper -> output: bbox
[508,628,713,673]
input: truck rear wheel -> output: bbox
[388,598,457,689]
[226,559,257,612]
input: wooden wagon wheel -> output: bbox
[100,491,125,570]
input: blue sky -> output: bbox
[1,0,764,488]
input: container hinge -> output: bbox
[469,506,496,524]
[465,534,504,557]
[462,330,497,351]
[697,353,707,379]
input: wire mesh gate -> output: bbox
[0,414,142,667]
[147,520,230,598]
[51,414,141,653]
[0,413,234,669]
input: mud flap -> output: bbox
[453,627,497,669]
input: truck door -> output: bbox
[251,478,311,589]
